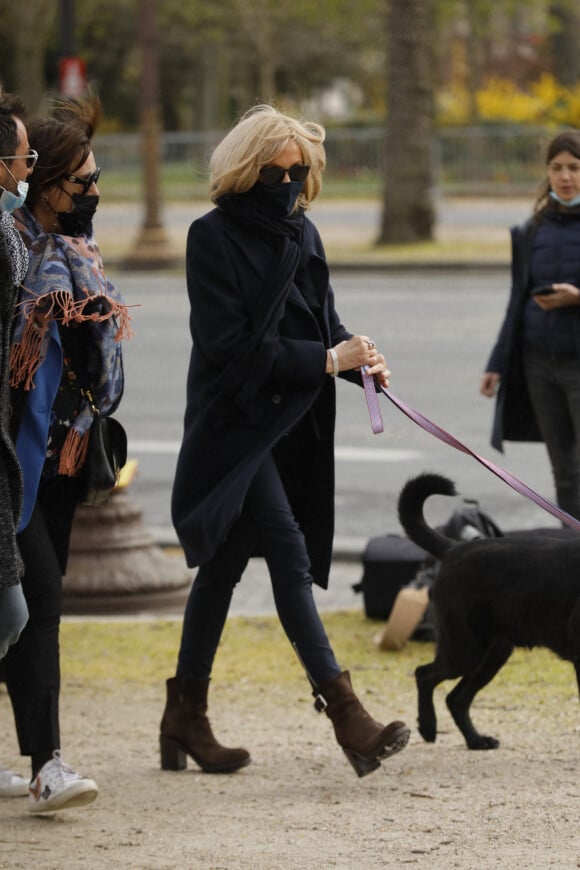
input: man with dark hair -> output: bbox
[0,92,34,798]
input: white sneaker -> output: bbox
[0,765,29,797]
[28,751,98,813]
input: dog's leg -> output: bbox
[571,600,580,697]
[445,638,513,750]
[415,662,447,743]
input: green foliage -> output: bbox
[0,0,576,134]
[66,0,386,130]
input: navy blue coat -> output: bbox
[486,218,541,451]
[171,205,354,588]
[486,212,580,451]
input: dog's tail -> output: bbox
[398,472,457,559]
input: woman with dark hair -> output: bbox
[3,93,131,813]
[481,130,580,519]
[162,104,410,780]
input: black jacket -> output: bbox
[486,218,540,452]
[171,204,354,587]
[487,211,580,451]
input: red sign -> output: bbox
[59,57,87,97]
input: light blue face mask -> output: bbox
[0,162,28,213]
[549,190,580,208]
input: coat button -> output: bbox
[271,393,282,405]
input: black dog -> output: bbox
[397,472,580,750]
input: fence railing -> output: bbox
[93,125,553,201]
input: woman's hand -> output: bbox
[533,283,580,309]
[327,335,391,388]
[480,372,500,397]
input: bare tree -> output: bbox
[377,0,435,244]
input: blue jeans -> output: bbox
[177,452,341,687]
[0,584,28,661]
[523,348,580,520]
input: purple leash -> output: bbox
[361,366,384,434]
[361,373,580,532]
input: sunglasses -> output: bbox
[0,148,39,169]
[63,166,101,194]
[258,164,310,186]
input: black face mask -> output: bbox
[253,180,304,218]
[56,193,99,236]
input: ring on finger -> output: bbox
[366,339,376,350]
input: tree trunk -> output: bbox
[550,2,580,86]
[232,0,276,105]
[8,0,56,114]
[378,0,435,245]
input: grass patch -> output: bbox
[60,611,577,708]
[324,239,510,264]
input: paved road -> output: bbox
[110,265,560,613]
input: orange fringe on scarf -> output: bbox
[58,427,91,477]
[10,287,133,392]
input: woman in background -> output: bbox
[482,130,580,520]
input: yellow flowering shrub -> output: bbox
[437,74,580,127]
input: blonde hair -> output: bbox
[210,104,326,211]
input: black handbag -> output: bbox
[79,390,128,507]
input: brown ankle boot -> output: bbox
[159,676,251,773]
[316,670,410,778]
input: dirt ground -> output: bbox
[1,659,579,870]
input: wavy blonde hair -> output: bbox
[210,104,326,211]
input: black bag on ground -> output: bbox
[439,498,503,542]
[353,534,428,620]
[355,498,502,626]
[409,497,503,642]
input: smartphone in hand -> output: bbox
[532,284,555,296]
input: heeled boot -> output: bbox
[159,676,251,773]
[315,670,410,778]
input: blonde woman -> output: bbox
[162,105,410,779]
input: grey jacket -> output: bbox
[0,215,24,589]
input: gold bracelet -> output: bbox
[329,348,339,377]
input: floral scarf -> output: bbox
[10,205,132,477]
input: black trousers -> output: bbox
[3,477,79,756]
[523,348,580,520]
[177,452,341,688]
